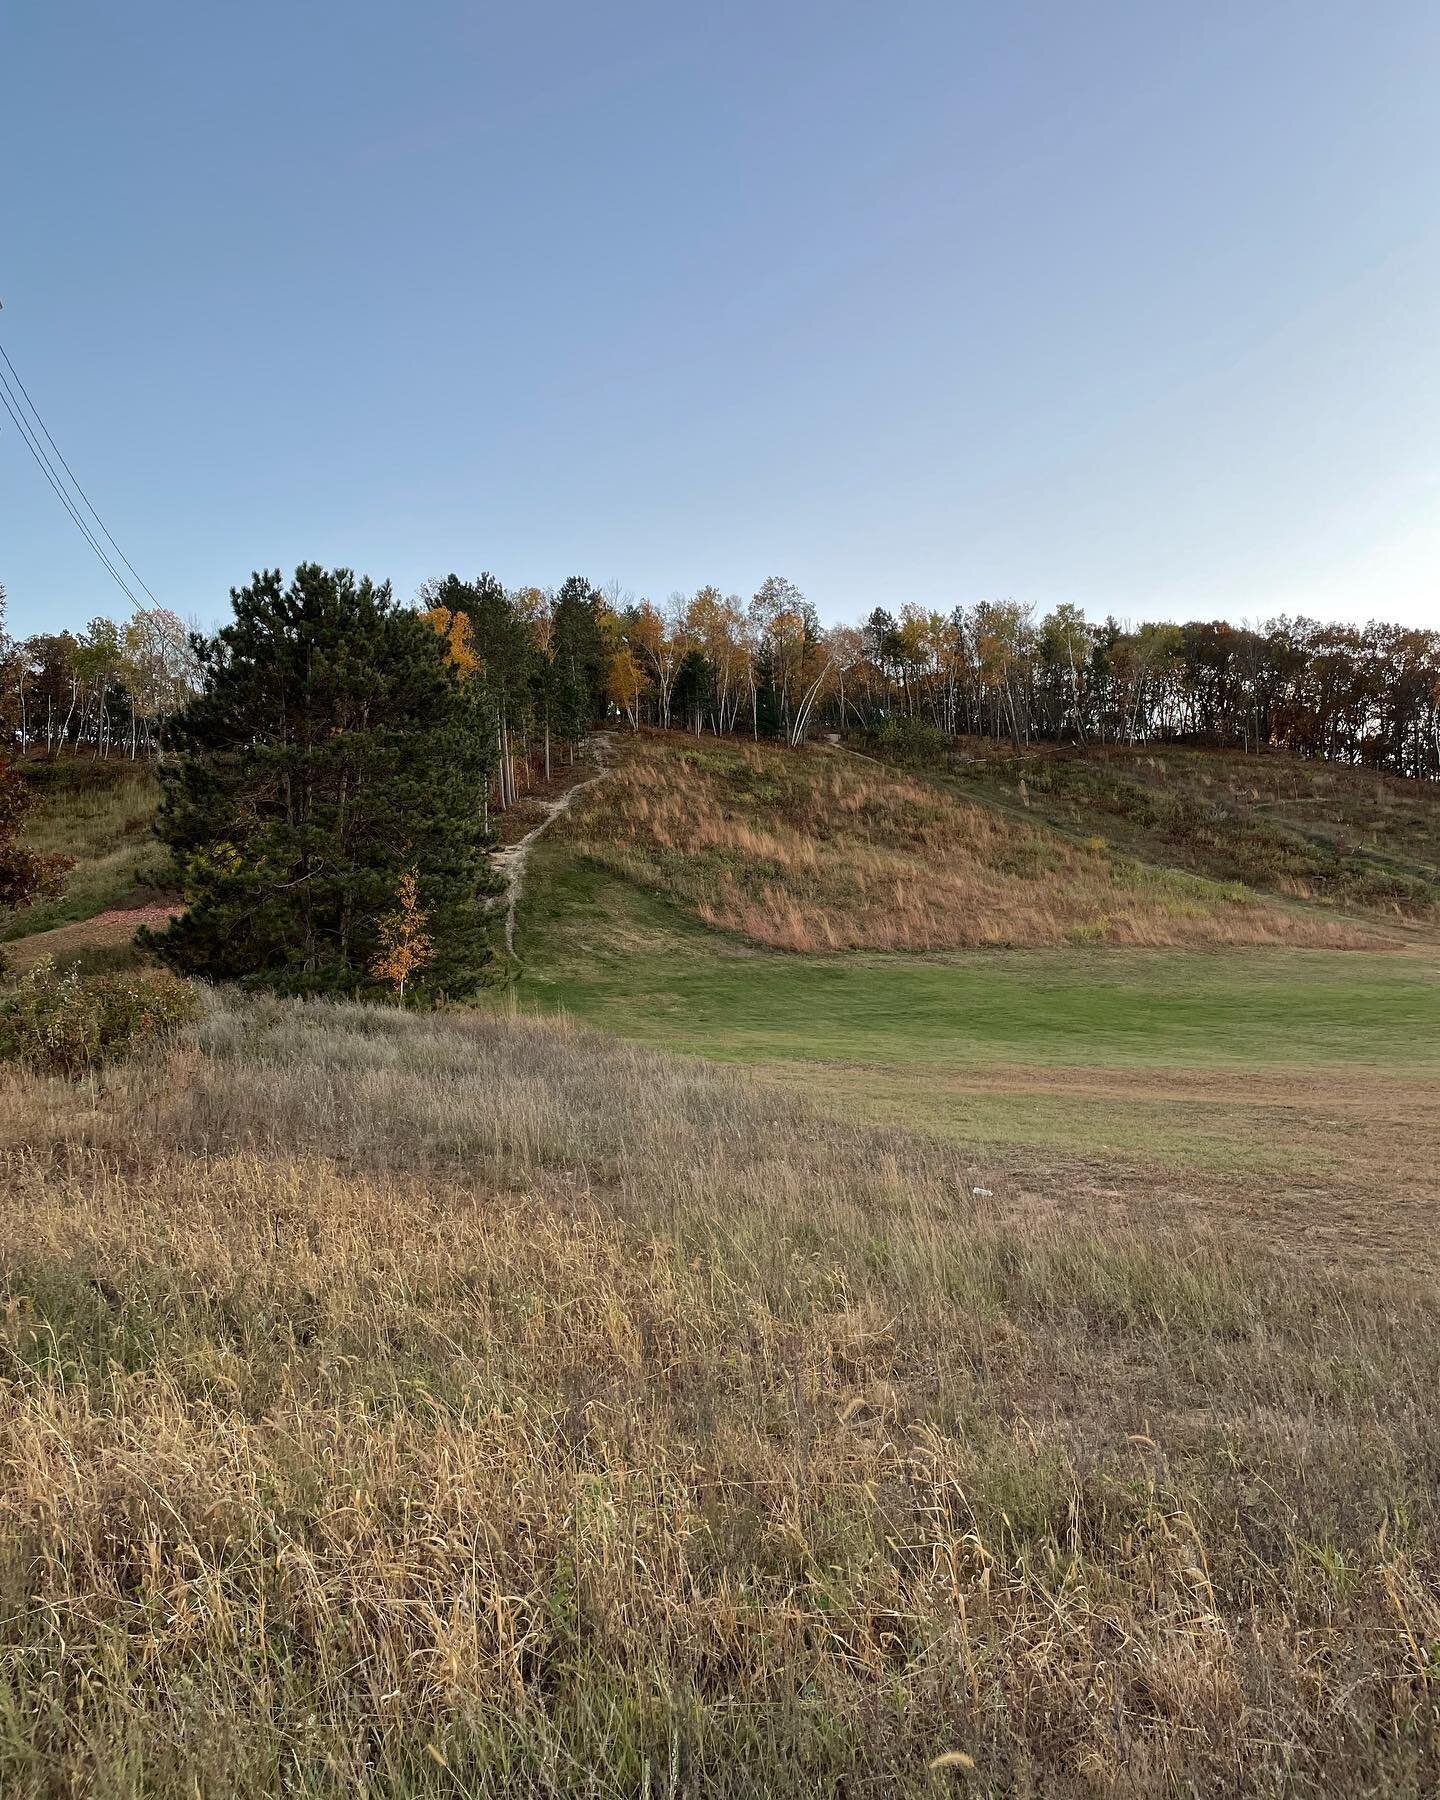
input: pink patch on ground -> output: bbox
[91,904,183,929]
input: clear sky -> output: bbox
[3,0,1438,637]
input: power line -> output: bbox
[0,367,143,610]
[0,338,160,606]
[0,334,157,609]
[0,368,141,608]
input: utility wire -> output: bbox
[0,368,140,608]
[0,336,157,608]
[0,367,144,609]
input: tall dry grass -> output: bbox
[941,740,1440,921]
[0,995,1436,1794]
[563,737,1383,951]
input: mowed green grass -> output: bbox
[514,845,1440,1178]
[518,848,1440,1072]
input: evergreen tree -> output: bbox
[751,639,782,739]
[147,565,495,997]
[671,647,713,734]
[552,658,593,750]
[421,573,534,809]
[551,577,609,724]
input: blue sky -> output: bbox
[3,0,1438,636]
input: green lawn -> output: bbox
[516,846,1440,1073]
[511,844,1440,1178]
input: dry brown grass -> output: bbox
[564,736,1385,952]
[0,995,1436,1795]
[928,739,1440,923]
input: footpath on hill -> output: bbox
[491,734,612,959]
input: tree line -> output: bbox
[606,587,1440,779]
[0,600,199,759]
[5,566,1438,1005]
[6,575,1439,783]
[0,569,619,1001]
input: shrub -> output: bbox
[0,957,200,1076]
[865,715,950,762]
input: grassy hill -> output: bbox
[2,738,1440,1793]
[2,756,167,965]
[888,735,1440,923]
[564,735,1404,952]
[516,735,1439,1238]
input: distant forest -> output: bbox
[3,575,1438,786]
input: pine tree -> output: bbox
[146,565,497,996]
[421,573,535,809]
[551,577,609,727]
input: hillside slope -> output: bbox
[3,742,1439,1793]
[561,733,1398,952]
[2,757,167,964]
[519,730,1439,1213]
[886,736,1440,923]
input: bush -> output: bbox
[0,958,200,1076]
[865,715,950,762]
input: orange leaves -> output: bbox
[372,868,434,1001]
[626,600,670,666]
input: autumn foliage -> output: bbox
[422,603,481,679]
[371,867,434,1001]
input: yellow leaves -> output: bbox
[628,600,669,662]
[186,839,244,898]
[423,605,481,679]
[511,586,554,655]
[606,648,646,717]
[372,868,434,1001]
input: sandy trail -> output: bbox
[491,734,612,959]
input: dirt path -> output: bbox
[492,735,612,959]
